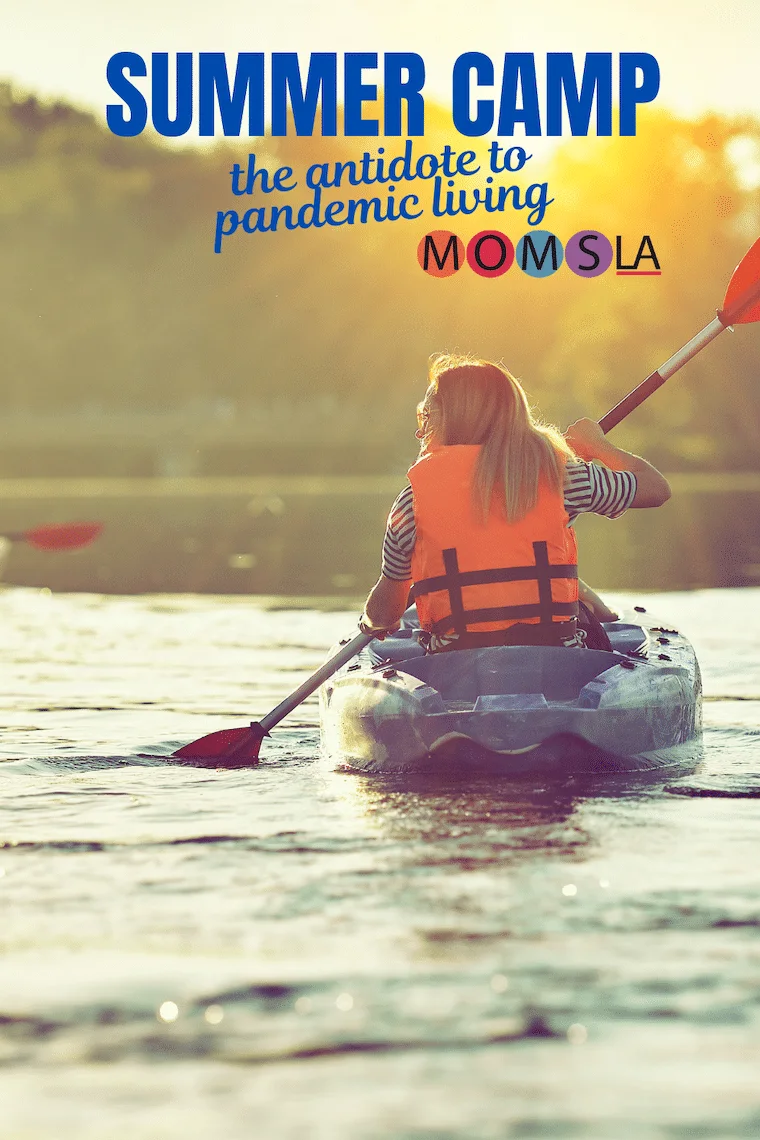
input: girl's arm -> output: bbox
[360,575,411,636]
[565,418,671,508]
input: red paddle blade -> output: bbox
[722,237,760,324]
[173,724,265,764]
[24,522,104,551]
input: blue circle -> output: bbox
[515,230,564,278]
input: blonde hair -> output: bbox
[418,353,575,523]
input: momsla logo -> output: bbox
[417,229,661,279]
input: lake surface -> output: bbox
[1,586,759,1139]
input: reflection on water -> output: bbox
[0,586,759,1137]
[333,772,590,862]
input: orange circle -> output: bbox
[417,230,465,278]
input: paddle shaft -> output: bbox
[256,630,374,735]
[599,316,724,433]
[599,273,760,434]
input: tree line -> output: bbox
[1,83,759,471]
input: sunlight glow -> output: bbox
[567,1022,588,1044]
[158,1000,179,1022]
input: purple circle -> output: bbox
[565,231,613,278]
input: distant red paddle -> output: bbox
[1,522,104,551]
[175,236,760,766]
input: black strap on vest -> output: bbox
[412,541,578,637]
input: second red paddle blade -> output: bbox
[722,236,760,324]
[26,522,104,550]
[173,725,263,764]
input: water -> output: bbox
[3,478,760,595]
[1,586,759,1139]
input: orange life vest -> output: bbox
[408,445,578,638]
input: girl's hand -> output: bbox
[565,418,611,462]
[578,580,619,622]
[359,614,400,640]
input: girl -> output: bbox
[360,354,670,651]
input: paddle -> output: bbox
[173,629,374,763]
[0,522,104,550]
[599,237,760,432]
[174,237,760,765]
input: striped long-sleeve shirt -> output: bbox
[381,460,637,582]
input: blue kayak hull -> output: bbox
[319,611,703,775]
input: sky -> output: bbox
[0,0,758,130]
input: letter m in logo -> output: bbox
[424,233,460,272]
[520,233,560,273]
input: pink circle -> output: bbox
[466,230,515,278]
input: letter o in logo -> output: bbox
[466,230,514,278]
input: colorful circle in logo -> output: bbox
[466,230,515,278]
[515,230,564,278]
[417,230,465,278]
[565,231,614,278]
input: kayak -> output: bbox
[319,607,703,775]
